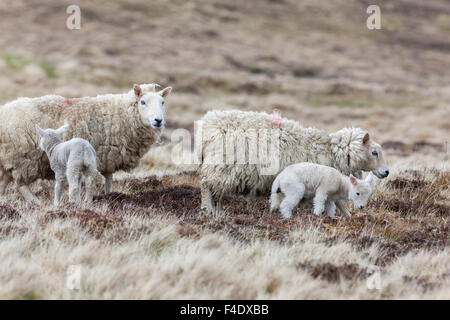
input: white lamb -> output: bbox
[199,110,388,214]
[0,83,172,203]
[270,163,373,218]
[36,124,104,206]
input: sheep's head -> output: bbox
[35,124,69,152]
[348,172,373,210]
[133,84,172,129]
[361,133,389,178]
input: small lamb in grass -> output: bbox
[270,162,373,218]
[36,124,104,206]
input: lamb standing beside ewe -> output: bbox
[270,162,373,218]
[36,124,104,206]
[199,110,388,214]
[0,84,172,203]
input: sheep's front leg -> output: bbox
[313,189,328,216]
[200,184,213,213]
[19,185,41,205]
[54,174,66,207]
[0,173,12,196]
[212,196,222,215]
[104,173,113,194]
[325,201,336,218]
[336,200,351,217]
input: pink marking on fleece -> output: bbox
[63,98,75,105]
[271,109,281,128]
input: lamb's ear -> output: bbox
[363,133,370,145]
[365,172,374,184]
[56,123,69,136]
[35,125,45,136]
[134,84,142,99]
[158,86,172,98]
[350,175,357,185]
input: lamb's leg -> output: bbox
[104,173,113,194]
[84,169,99,202]
[312,189,328,216]
[19,185,41,205]
[280,183,304,219]
[54,175,66,207]
[336,200,351,217]
[200,184,213,213]
[67,169,81,203]
[84,174,93,202]
[325,201,336,218]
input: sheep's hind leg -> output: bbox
[19,185,41,205]
[279,183,304,219]
[67,169,82,203]
[104,173,113,194]
[54,175,66,207]
[84,169,98,202]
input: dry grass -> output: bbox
[0,161,448,299]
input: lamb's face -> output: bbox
[134,84,172,129]
[361,133,389,179]
[348,173,373,210]
[36,124,68,152]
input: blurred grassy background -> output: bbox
[0,0,449,144]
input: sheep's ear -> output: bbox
[158,86,172,98]
[35,125,45,136]
[365,172,374,184]
[350,176,357,185]
[363,133,370,145]
[134,84,142,98]
[56,124,69,136]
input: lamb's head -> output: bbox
[35,124,69,152]
[133,84,172,129]
[360,133,389,178]
[347,172,373,210]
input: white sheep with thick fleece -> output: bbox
[199,110,388,214]
[270,162,373,218]
[0,83,172,204]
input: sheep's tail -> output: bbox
[270,176,282,212]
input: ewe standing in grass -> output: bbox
[270,163,373,218]
[0,83,172,203]
[36,124,104,206]
[199,110,388,214]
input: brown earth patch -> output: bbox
[297,261,369,283]
[42,206,122,238]
[0,203,20,220]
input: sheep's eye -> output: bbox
[162,101,165,105]
[356,192,360,196]
[141,100,146,105]
[372,150,378,156]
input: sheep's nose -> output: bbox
[384,170,389,177]
[359,205,364,210]
[155,118,162,124]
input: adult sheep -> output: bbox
[199,110,389,214]
[0,83,172,203]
